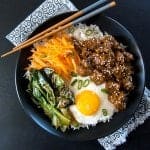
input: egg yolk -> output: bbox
[75,90,100,116]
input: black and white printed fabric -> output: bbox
[6,0,77,46]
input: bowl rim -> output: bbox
[15,14,145,141]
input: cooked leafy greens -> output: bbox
[26,68,78,132]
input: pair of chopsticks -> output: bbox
[1,0,116,58]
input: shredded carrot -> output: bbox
[27,31,80,81]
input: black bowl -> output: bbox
[15,13,145,141]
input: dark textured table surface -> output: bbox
[0,0,150,150]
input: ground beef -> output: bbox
[73,35,134,111]
[90,70,105,85]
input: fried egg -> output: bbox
[69,76,117,125]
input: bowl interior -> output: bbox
[15,13,145,141]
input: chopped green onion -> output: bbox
[78,80,83,90]
[71,79,78,86]
[70,72,77,77]
[68,26,75,33]
[85,29,93,36]
[101,88,109,94]
[83,79,90,87]
[102,109,108,116]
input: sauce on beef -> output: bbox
[73,35,134,111]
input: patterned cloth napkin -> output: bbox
[6,0,150,149]
[6,0,77,46]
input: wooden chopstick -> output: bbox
[15,0,108,50]
[1,1,116,58]
[1,0,108,58]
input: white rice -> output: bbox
[68,23,103,41]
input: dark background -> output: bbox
[0,0,150,150]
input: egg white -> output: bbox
[69,76,117,125]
